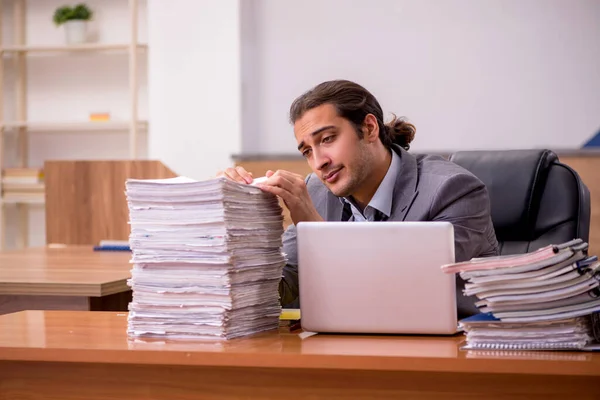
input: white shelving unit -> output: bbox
[2,43,147,52]
[0,0,146,250]
[2,120,148,132]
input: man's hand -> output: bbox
[216,166,253,184]
[257,170,323,225]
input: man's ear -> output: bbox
[362,114,379,143]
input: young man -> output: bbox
[219,80,499,317]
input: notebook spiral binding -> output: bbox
[592,312,600,341]
[466,350,589,361]
[468,342,586,350]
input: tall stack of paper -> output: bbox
[442,239,600,350]
[125,176,287,340]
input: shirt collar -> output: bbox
[340,149,400,219]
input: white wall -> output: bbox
[4,0,600,249]
[244,0,600,154]
[240,0,261,155]
[2,0,148,249]
[147,0,242,180]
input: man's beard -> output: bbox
[328,145,372,198]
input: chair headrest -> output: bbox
[449,149,557,241]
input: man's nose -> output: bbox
[314,150,330,171]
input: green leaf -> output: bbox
[53,3,93,26]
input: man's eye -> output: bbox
[302,149,312,157]
[322,136,334,143]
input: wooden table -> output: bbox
[0,311,599,399]
[0,246,132,315]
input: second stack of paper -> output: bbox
[442,239,600,350]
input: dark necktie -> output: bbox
[374,210,387,222]
[341,203,352,221]
[341,203,387,222]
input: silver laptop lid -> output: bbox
[297,221,457,334]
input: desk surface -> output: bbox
[0,246,131,296]
[1,310,599,377]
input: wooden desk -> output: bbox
[0,311,599,399]
[0,247,132,315]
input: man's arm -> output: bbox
[275,173,321,307]
[429,173,499,262]
[279,224,300,307]
[430,172,499,319]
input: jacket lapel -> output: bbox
[390,145,419,221]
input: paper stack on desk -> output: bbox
[125,176,287,340]
[442,239,600,350]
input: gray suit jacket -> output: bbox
[279,145,499,317]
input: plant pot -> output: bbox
[64,20,88,44]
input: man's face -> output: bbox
[294,104,374,198]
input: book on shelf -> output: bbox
[442,238,600,351]
[1,167,45,202]
[1,182,45,192]
[1,167,44,185]
[2,192,45,203]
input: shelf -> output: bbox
[1,120,148,132]
[1,43,147,53]
[1,182,44,191]
[1,195,45,205]
[1,180,45,206]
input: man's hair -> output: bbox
[289,79,416,150]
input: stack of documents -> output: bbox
[442,239,600,350]
[125,176,287,340]
[457,313,597,351]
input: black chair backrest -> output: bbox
[449,149,590,255]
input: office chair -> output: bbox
[449,149,591,255]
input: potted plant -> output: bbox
[53,3,93,44]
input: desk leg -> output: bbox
[0,295,89,315]
[89,290,132,312]
[0,291,132,315]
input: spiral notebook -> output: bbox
[443,239,600,351]
[459,312,600,351]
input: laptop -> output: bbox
[297,221,458,335]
